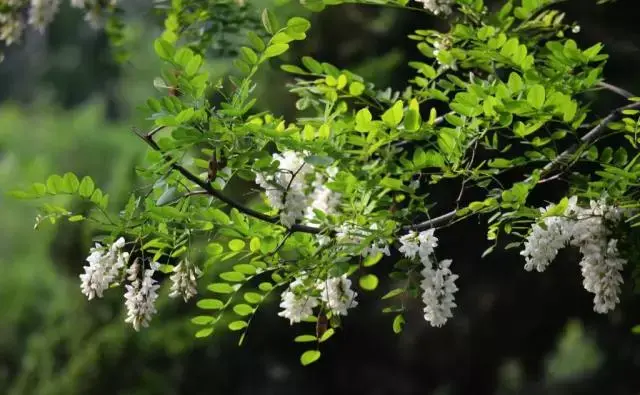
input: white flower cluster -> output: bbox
[399,229,459,327]
[168,259,201,302]
[278,274,358,324]
[80,237,129,300]
[256,151,341,227]
[415,0,453,16]
[124,259,161,331]
[1,9,25,46]
[0,0,117,47]
[28,0,61,33]
[80,237,166,331]
[521,196,627,313]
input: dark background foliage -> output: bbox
[1,1,639,394]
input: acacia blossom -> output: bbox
[124,261,160,331]
[255,151,314,227]
[168,260,201,302]
[522,196,627,314]
[257,152,342,227]
[278,277,319,325]
[317,275,359,316]
[421,258,459,327]
[28,0,61,33]
[79,237,129,300]
[415,0,453,15]
[399,229,459,327]
[398,231,420,259]
[520,199,576,272]
[0,12,24,46]
[278,273,359,324]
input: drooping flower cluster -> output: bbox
[399,229,459,327]
[168,259,201,302]
[80,237,129,300]
[415,0,453,15]
[278,274,358,324]
[256,151,341,227]
[520,199,576,273]
[521,196,628,313]
[124,260,161,331]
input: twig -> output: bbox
[132,127,322,234]
[597,81,635,99]
[402,100,640,232]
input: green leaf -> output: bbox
[234,264,257,275]
[78,176,95,198]
[319,328,335,342]
[382,288,404,300]
[527,85,546,110]
[220,271,246,282]
[301,56,323,73]
[263,44,289,59]
[382,101,404,127]
[349,81,365,96]
[207,283,234,294]
[197,299,224,310]
[300,350,321,366]
[249,237,261,253]
[613,147,628,166]
[261,9,279,34]
[355,108,373,132]
[228,239,246,251]
[286,17,311,33]
[380,177,404,191]
[228,320,248,331]
[153,38,174,60]
[233,304,254,316]
[244,292,263,304]
[247,31,266,51]
[294,335,317,343]
[392,314,405,334]
[206,243,224,256]
[359,274,379,291]
[508,72,523,92]
[209,209,231,225]
[258,282,273,292]
[63,172,80,192]
[195,328,214,338]
[363,252,383,267]
[304,155,334,166]
[157,187,179,206]
[46,174,64,194]
[631,325,640,334]
[185,54,203,76]
[191,316,214,325]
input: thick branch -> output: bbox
[133,128,321,234]
[403,100,640,232]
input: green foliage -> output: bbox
[10,0,640,368]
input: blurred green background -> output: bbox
[1,1,639,394]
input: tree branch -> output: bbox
[597,81,635,99]
[132,128,322,234]
[403,100,640,232]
